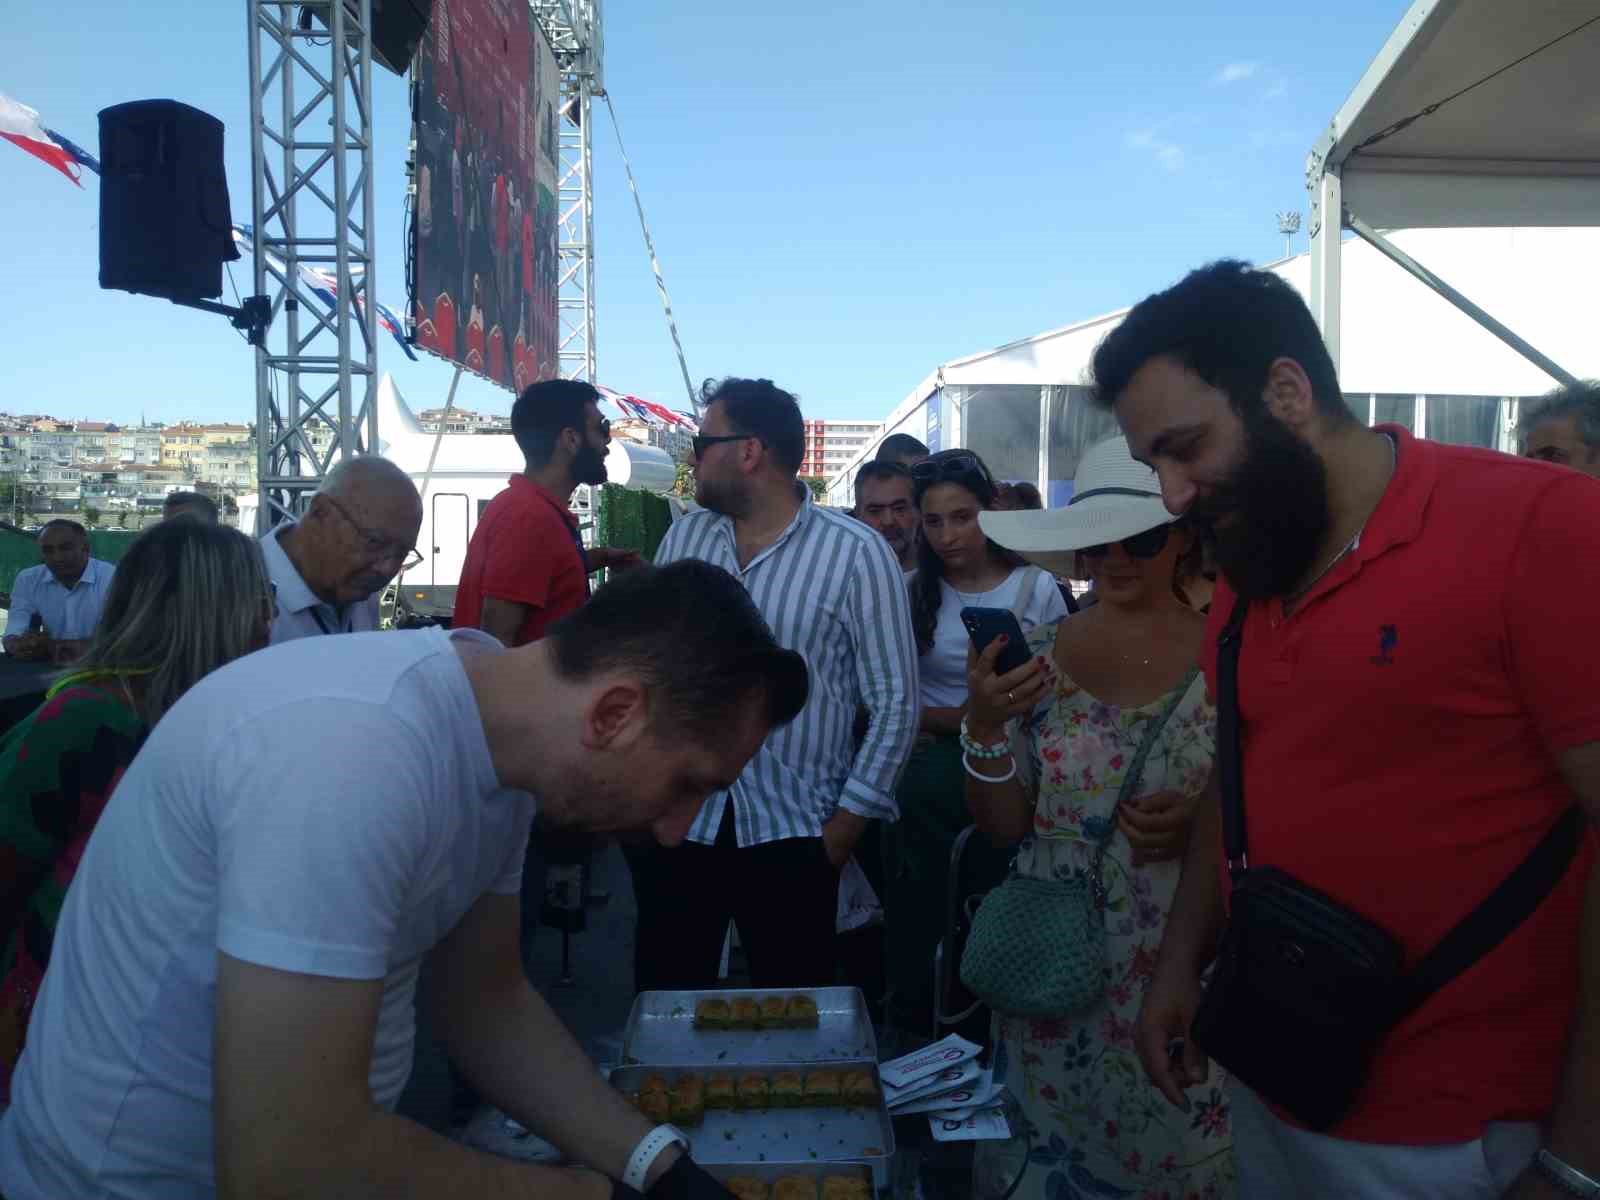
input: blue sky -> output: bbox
[1,0,1409,425]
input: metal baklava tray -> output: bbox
[609,1060,894,1190]
[621,987,877,1066]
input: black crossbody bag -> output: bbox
[1190,597,1585,1130]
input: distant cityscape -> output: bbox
[0,407,881,521]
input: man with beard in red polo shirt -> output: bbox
[454,379,639,647]
[1057,260,1600,1200]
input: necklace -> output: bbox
[1288,433,1397,602]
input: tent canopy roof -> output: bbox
[1318,0,1600,227]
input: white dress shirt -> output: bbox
[259,523,380,644]
[3,559,117,643]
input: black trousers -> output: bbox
[630,806,839,993]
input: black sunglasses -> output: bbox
[910,452,988,484]
[691,432,758,459]
[1081,525,1172,560]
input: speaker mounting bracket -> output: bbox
[170,294,273,347]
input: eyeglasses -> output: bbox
[910,452,987,485]
[691,433,758,460]
[319,493,424,571]
[1081,525,1172,560]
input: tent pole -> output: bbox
[1345,214,1581,390]
[1308,167,1343,372]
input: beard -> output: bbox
[1189,414,1332,601]
[573,441,609,486]
[695,472,750,517]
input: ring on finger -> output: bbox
[1007,690,1015,703]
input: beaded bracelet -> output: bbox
[959,715,1010,759]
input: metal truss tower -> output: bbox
[531,0,603,385]
[246,0,378,531]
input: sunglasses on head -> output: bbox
[1081,524,1172,560]
[910,452,987,484]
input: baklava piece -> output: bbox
[694,997,731,1029]
[669,1074,705,1127]
[729,996,761,1029]
[736,1071,770,1110]
[704,1073,737,1110]
[802,1069,842,1108]
[773,1178,819,1200]
[784,994,820,1028]
[821,1177,871,1200]
[769,1069,805,1109]
[840,1068,879,1108]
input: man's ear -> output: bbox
[580,679,650,751]
[1261,357,1318,433]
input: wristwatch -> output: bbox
[1536,1149,1600,1198]
[622,1124,690,1192]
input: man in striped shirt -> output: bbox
[636,378,919,991]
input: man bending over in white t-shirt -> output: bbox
[0,560,807,1200]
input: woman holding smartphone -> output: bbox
[961,436,1232,1200]
[881,449,1066,1041]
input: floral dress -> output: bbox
[973,619,1235,1200]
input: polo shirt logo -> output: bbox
[1371,624,1398,667]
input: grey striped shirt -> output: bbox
[654,490,919,846]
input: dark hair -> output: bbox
[163,491,220,521]
[512,379,601,465]
[1090,259,1351,424]
[547,559,809,740]
[907,450,1018,655]
[40,519,87,541]
[1519,379,1600,451]
[1007,481,1043,510]
[698,377,805,475]
[854,460,913,493]
[876,433,929,464]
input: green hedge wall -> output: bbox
[594,485,672,563]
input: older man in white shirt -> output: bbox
[3,520,115,662]
[258,456,423,643]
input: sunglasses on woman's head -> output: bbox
[1081,525,1172,560]
[910,452,986,484]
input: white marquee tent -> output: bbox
[827,227,1600,510]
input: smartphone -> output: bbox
[960,606,1031,675]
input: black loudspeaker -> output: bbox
[305,0,433,76]
[98,100,239,303]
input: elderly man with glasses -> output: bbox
[258,456,423,644]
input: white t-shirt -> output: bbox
[0,628,534,1200]
[918,567,1068,707]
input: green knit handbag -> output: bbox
[959,669,1198,1019]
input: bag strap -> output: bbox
[1113,665,1201,822]
[1008,566,1046,624]
[1216,596,1250,880]
[1394,804,1585,1022]
[1217,592,1586,1020]
[1088,664,1201,910]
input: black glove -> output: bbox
[610,1156,734,1200]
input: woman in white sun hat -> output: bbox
[963,435,1234,1200]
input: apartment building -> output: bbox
[798,418,884,481]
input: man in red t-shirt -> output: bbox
[1072,261,1599,1199]
[453,380,638,647]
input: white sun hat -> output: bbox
[979,435,1176,573]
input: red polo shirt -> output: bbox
[452,475,589,646]
[1200,426,1600,1145]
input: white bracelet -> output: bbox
[962,750,1016,784]
[623,1124,689,1192]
